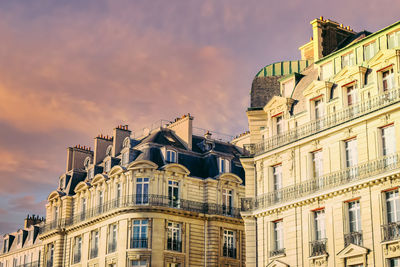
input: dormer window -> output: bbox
[364,41,377,61]
[106,145,112,157]
[388,31,400,49]
[59,177,65,190]
[122,151,129,166]
[166,150,177,163]
[219,158,230,173]
[88,168,94,179]
[84,157,91,171]
[123,137,130,148]
[17,234,21,245]
[341,52,354,68]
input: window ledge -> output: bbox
[269,252,286,260]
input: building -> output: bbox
[38,114,246,267]
[0,216,44,267]
[241,18,400,267]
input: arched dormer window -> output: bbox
[106,145,113,157]
[84,157,91,171]
[59,177,65,190]
[123,137,130,149]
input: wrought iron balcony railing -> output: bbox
[130,238,148,249]
[382,222,400,242]
[310,239,327,257]
[167,238,182,252]
[16,261,40,267]
[244,88,400,156]
[269,248,285,257]
[241,153,400,211]
[344,231,363,246]
[222,245,237,258]
[40,194,242,234]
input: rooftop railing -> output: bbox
[241,153,400,212]
[244,88,400,156]
[40,195,241,234]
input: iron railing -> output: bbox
[130,238,148,249]
[16,261,40,267]
[222,245,237,258]
[40,194,242,234]
[310,239,327,257]
[167,238,182,252]
[241,153,400,211]
[344,231,363,246]
[269,248,285,257]
[382,222,400,242]
[89,247,98,259]
[244,88,400,156]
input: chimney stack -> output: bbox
[66,146,93,172]
[94,134,113,164]
[112,125,131,157]
[166,114,193,150]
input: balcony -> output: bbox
[241,153,400,211]
[90,247,98,259]
[167,238,182,252]
[310,239,327,257]
[130,238,148,249]
[244,88,400,156]
[223,245,237,258]
[41,194,242,233]
[269,248,285,257]
[344,231,363,246]
[16,261,40,267]
[382,222,400,242]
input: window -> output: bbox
[342,52,355,68]
[364,42,377,61]
[98,191,104,213]
[168,181,180,208]
[382,68,395,91]
[46,243,54,267]
[312,150,323,179]
[105,160,111,172]
[12,259,16,267]
[223,230,236,258]
[346,85,358,106]
[88,168,94,180]
[388,31,400,49]
[346,200,363,246]
[222,189,233,216]
[3,239,8,253]
[72,236,82,264]
[59,177,65,189]
[53,206,59,222]
[167,222,182,252]
[382,125,396,156]
[27,230,32,242]
[314,99,324,120]
[273,164,282,191]
[108,224,117,253]
[17,234,21,245]
[122,151,129,165]
[276,116,283,135]
[219,158,230,173]
[386,189,400,223]
[345,139,358,168]
[90,230,99,259]
[273,220,284,251]
[81,198,87,220]
[390,257,400,267]
[131,219,148,248]
[314,209,326,241]
[136,178,149,204]
[130,261,147,267]
[166,150,176,163]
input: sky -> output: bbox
[0,0,399,234]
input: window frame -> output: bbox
[166,222,182,252]
[168,180,180,208]
[364,41,377,61]
[341,52,355,68]
[273,220,284,251]
[166,150,177,163]
[222,229,236,258]
[131,219,149,249]
[135,178,149,204]
[313,209,326,241]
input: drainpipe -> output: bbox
[254,163,258,267]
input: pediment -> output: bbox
[217,173,243,184]
[337,243,368,259]
[161,163,190,175]
[108,165,124,176]
[127,160,158,171]
[74,181,90,193]
[266,259,289,267]
[264,96,292,114]
[334,65,367,84]
[303,80,333,98]
[92,174,108,185]
[367,49,397,68]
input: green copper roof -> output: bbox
[255,60,312,78]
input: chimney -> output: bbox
[24,215,44,228]
[308,17,356,61]
[66,145,93,172]
[167,114,193,150]
[94,135,113,164]
[112,125,131,157]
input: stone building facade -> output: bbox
[36,115,246,267]
[241,18,400,267]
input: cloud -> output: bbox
[8,196,46,215]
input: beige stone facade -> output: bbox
[37,116,246,267]
[241,19,400,267]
